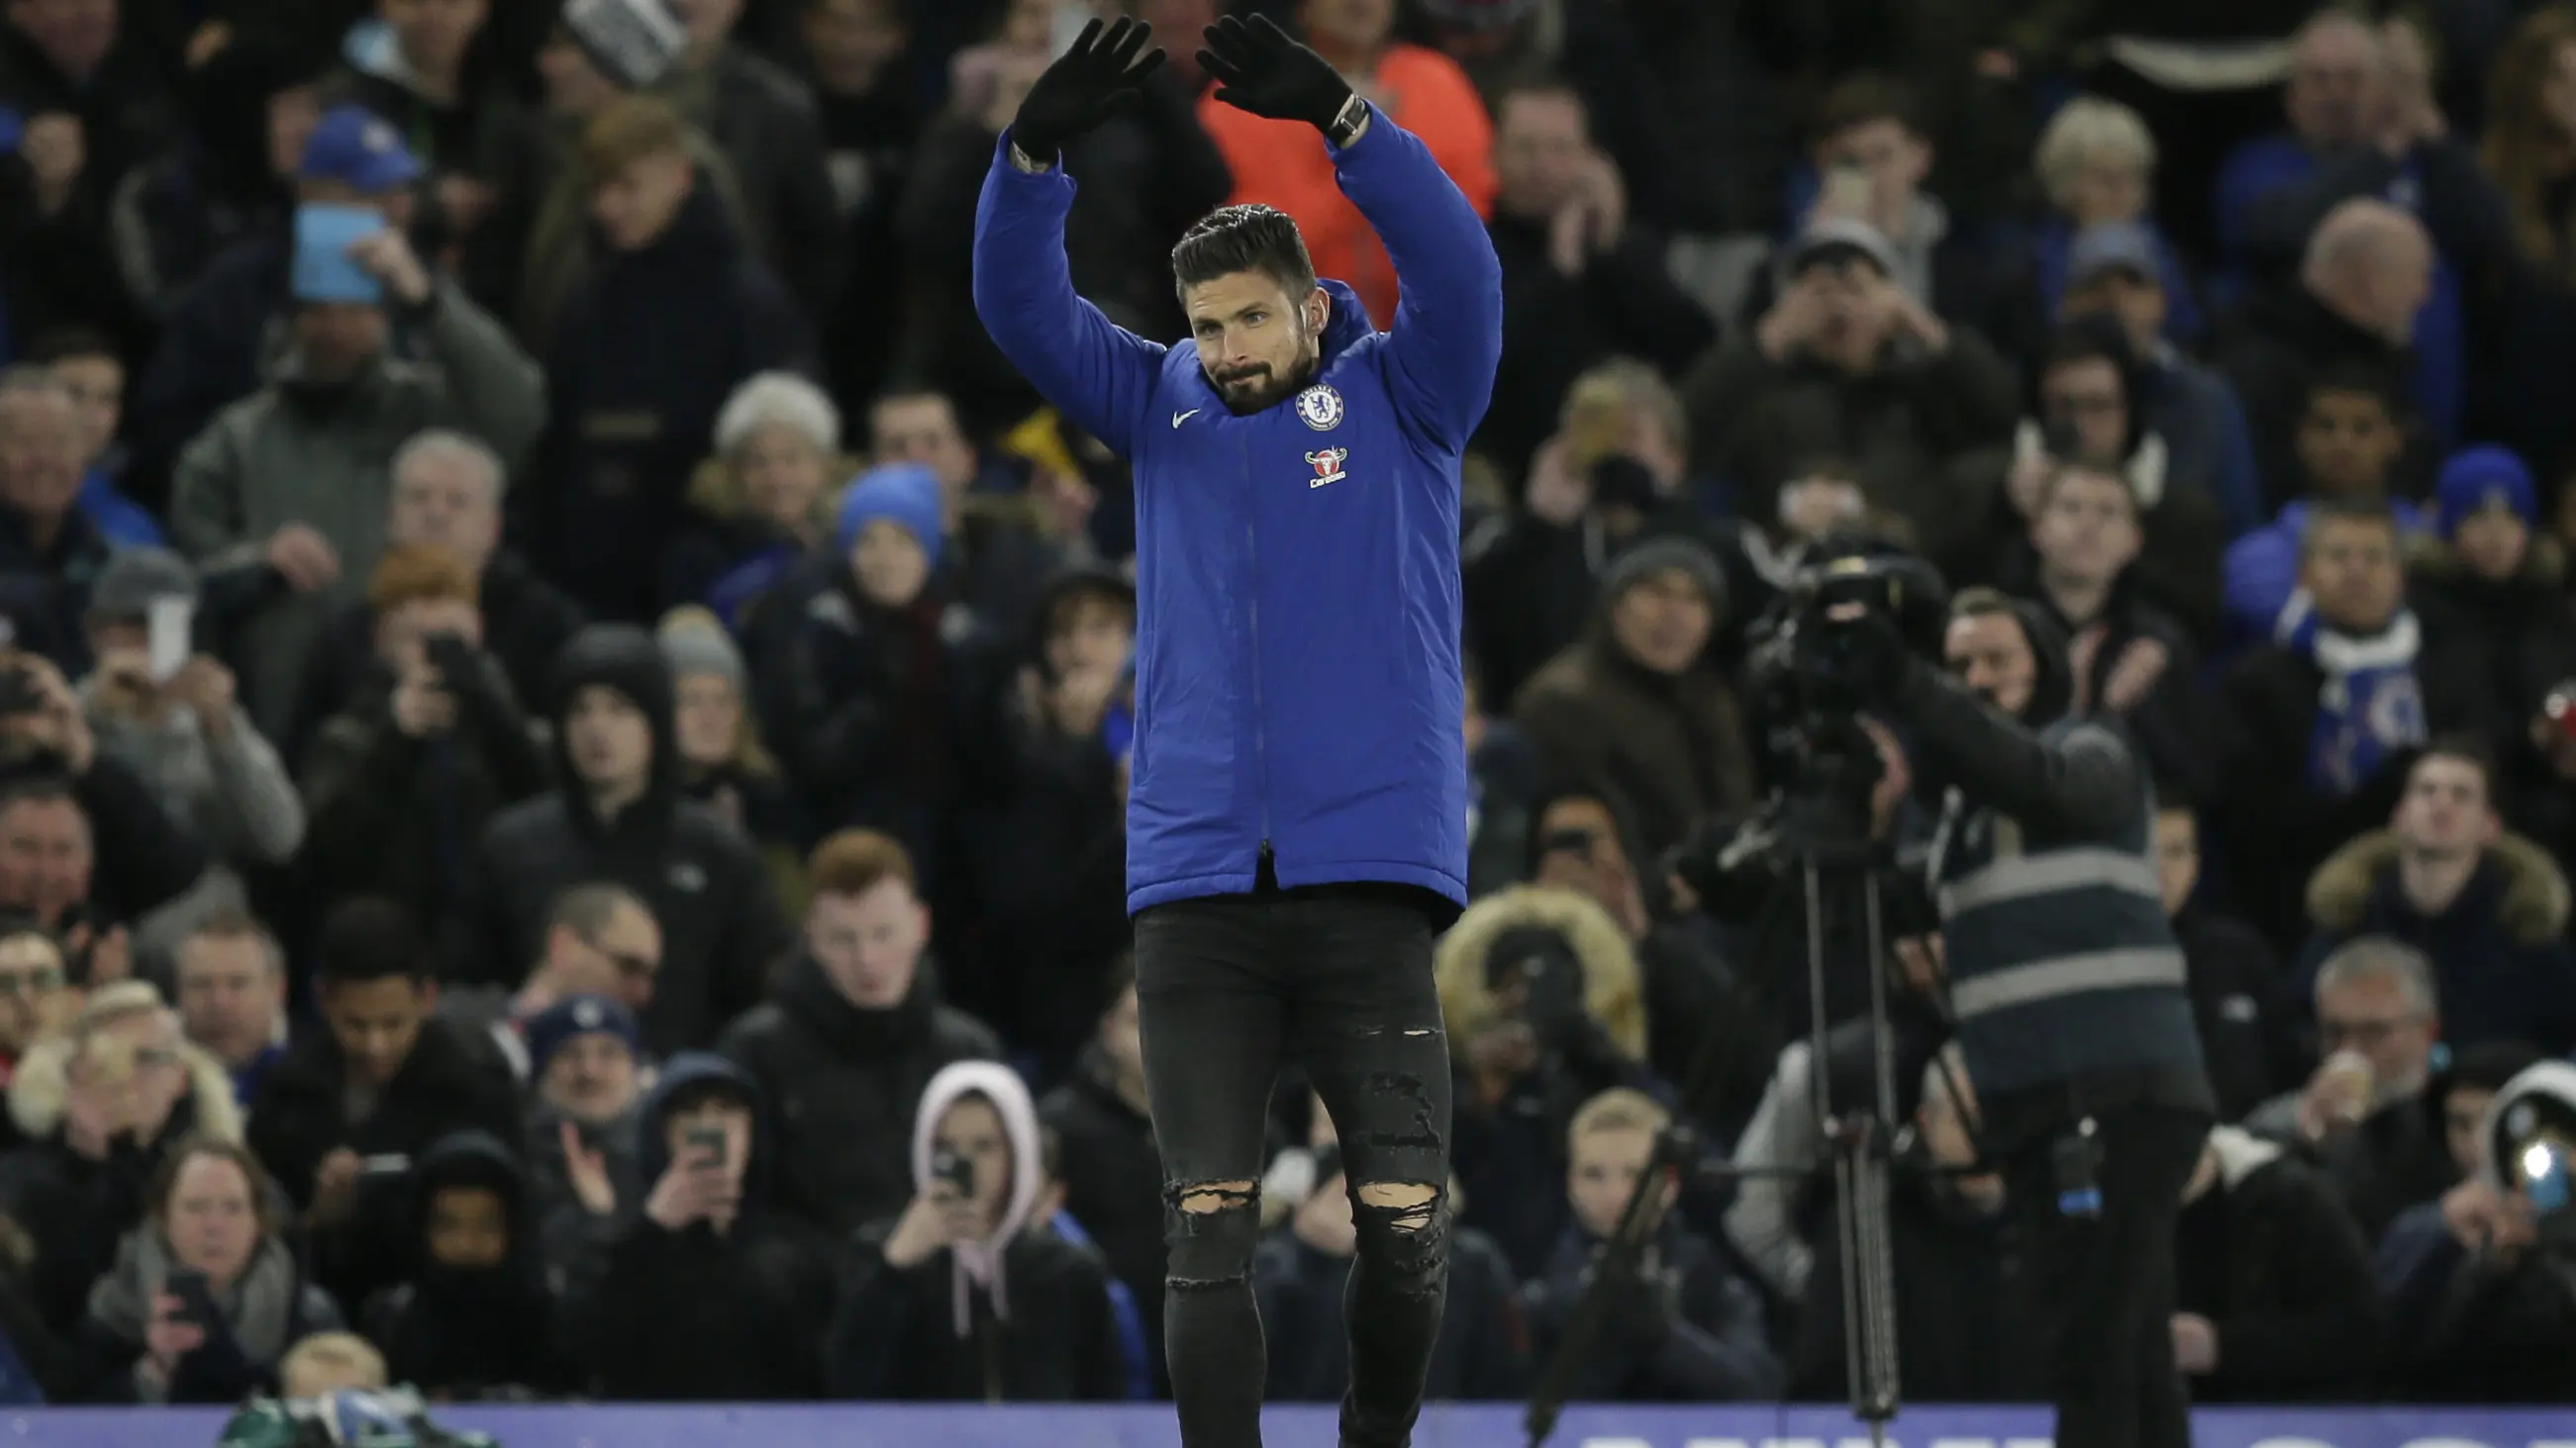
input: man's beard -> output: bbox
[1212,344,1321,417]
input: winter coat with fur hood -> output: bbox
[0,1032,241,1337]
[1436,886,1673,1280]
[2294,828,2576,1055]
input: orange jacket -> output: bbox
[1196,44,1496,328]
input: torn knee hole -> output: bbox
[1355,1181,1443,1231]
[1169,1180,1258,1215]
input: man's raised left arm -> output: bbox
[1198,15,1502,449]
[1332,108,1503,448]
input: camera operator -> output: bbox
[1838,583,2213,1448]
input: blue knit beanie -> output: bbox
[835,461,946,568]
[2435,445,2536,539]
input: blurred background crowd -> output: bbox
[2,0,2576,1414]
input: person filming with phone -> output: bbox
[79,1136,343,1403]
[827,1060,1123,1400]
[566,1051,838,1401]
[75,548,303,923]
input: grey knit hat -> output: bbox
[88,547,199,622]
[656,609,746,689]
[1600,534,1726,620]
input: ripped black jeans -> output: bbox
[1134,881,1454,1448]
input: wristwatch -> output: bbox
[1326,95,1370,148]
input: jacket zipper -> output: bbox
[1242,431,1272,861]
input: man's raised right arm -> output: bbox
[971,138,1164,463]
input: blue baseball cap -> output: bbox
[300,105,421,193]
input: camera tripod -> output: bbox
[1525,779,1908,1448]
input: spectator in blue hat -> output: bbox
[760,460,984,874]
[520,992,651,1290]
[127,101,433,507]
[165,173,544,740]
[2410,445,2576,765]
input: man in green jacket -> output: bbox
[168,222,545,741]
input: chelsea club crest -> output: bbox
[1294,384,1344,432]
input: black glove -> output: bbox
[1010,16,1166,162]
[1197,14,1355,135]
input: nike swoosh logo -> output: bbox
[1172,410,1200,429]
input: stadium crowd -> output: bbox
[0,0,2573,1412]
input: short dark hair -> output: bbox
[0,776,80,819]
[1493,77,1585,129]
[2298,497,2403,559]
[2415,734,2497,798]
[1172,205,1317,301]
[316,896,429,985]
[1042,578,1135,642]
[1948,585,2017,624]
[2301,357,2406,417]
[1815,71,1924,145]
[2032,455,2138,520]
[184,909,285,976]
[26,327,119,366]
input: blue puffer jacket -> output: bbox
[973,111,1502,913]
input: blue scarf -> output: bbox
[2278,593,2427,796]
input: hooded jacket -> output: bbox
[573,1052,838,1400]
[529,181,811,622]
[361,1130,569,1398]
[0,1031,243,1337]
[974,111,1502,915]
[825,1060,1122,1401]
[2173,1125,2385,1402]
[469,625,791,1053]
[2406,533,2576,735]
[716,950,1000,1236]
[1436,886,1668,1279]
[2297,828,2576,1055]
[245,1012,518,1312]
